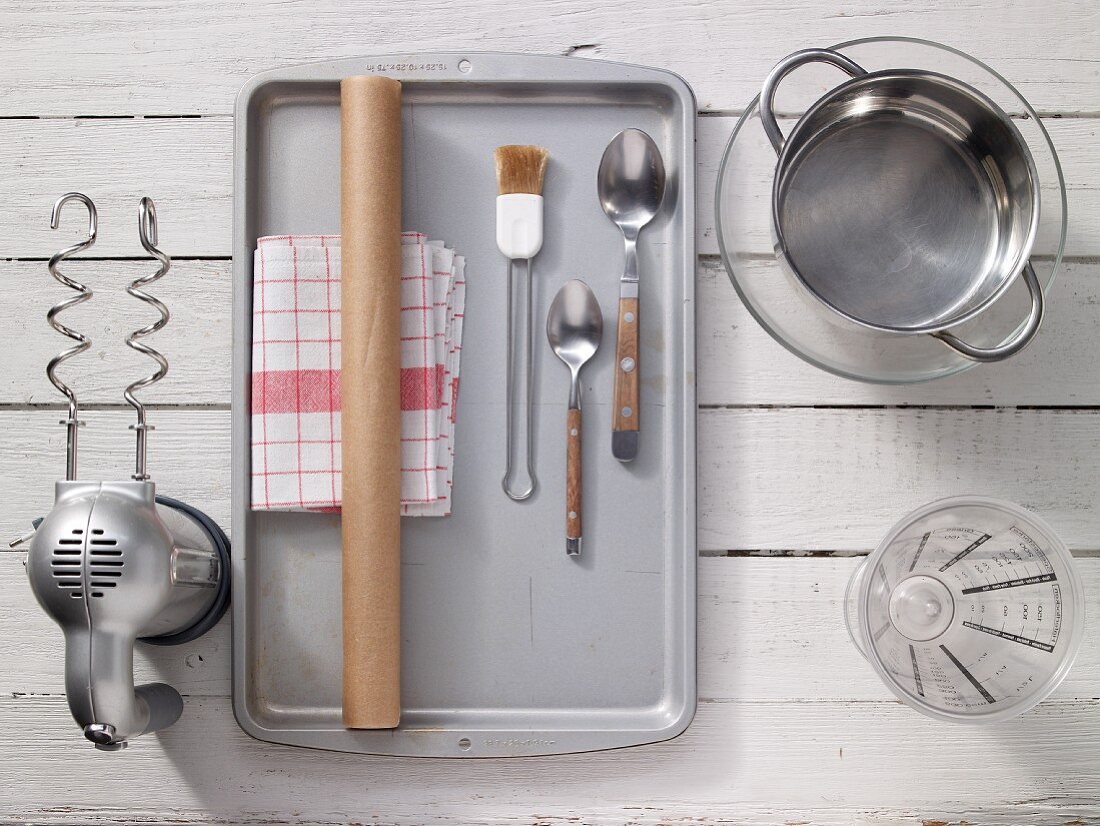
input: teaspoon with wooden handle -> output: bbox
[546,279,603,556]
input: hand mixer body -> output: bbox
[27,480,222,749]
[24,194,230,750]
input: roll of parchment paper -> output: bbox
[340,75,403,729]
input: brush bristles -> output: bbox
[494,145,550,196]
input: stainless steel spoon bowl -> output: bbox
[547,280,603,407]
[599,129,666,234]
[598,129,666,461]
[547,279,603,556]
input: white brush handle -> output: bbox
[496,193,543,260]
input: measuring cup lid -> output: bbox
[856,496,1085,723]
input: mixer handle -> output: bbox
[62,625,183,750]
[932,261,1046,362]
[759,48,868,155]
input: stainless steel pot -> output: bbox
[760,48,1043,362]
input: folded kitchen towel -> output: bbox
[251,233,466,516]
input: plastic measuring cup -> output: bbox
[846,496,1084,723]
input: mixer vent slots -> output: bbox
[50,527,125,599]
[87,528,124,598]
[51,527,85,598]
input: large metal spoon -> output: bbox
[546,279,603,557]
[597,128,666,463]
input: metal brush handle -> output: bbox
[47,193,97,481]
[124,198,171,481]
[502,258,537,500]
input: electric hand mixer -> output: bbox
[15,193,230,750]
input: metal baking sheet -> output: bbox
[231,53,696,756]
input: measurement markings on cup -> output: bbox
[909,532,931,572]
[939,644,997,704]
[876,562,890,591]
[909,645,925,697]
[961,573,1056,594]
[962,622,1056,653]
[938,533,992,572]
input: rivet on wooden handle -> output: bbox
[612,296,639,462]
[566,407,582,556]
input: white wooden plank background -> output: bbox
[4,116,1099,259]
[3,1,1100,824]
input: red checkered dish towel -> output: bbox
[251,233,466,516]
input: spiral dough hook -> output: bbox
[124,197,171,481]
[47,192,98,481]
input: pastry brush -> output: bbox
[495,144,549,502]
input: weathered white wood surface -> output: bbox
[8,406,1100,554]
[7,258,1100,408]
[2,0,1099,115]
[8,555,1100,702]
[3,116,1098,258]
[4,0,1100,823]
[3,696,1100,826]
[5,558,1100,823]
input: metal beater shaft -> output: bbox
[125,197,171,481]
[47,193,97,481]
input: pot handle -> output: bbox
[932,261,1045,362]
[760,49,868,154]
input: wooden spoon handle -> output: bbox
[566,407,582,556]
[612,296,639,461]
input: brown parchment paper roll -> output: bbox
[340,75,402,729]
